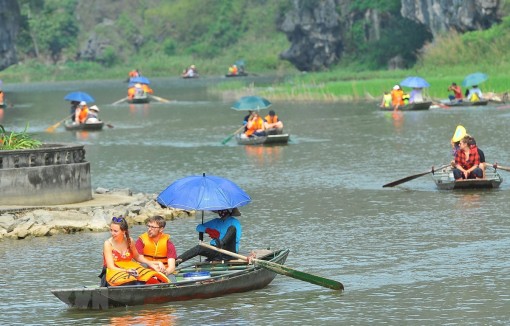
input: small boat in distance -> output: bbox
[379,101,432,111]
[51,249,289,309]
[440,100,489,107]
[64,121,104,131]
[236,133,290,145]
[431,165,503,190]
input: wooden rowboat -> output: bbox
[431,166,503,190]
[235,133,290,145]
[225,72,248,77]
[379,101,432,111]
[51,249,289,309]
[127,94,150,104]
[64,121,104,131]
[441,100,489,107]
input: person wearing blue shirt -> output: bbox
[176,208,242,265]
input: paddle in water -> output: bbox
[46,114,73,133]
[382,164,450,188]
[221,125,246,145]
[199,242,344,291]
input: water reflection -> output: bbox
[243,145,284,167]
[129,103,150,117]
[108,307,178,326]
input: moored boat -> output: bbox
[441,100,489,107]
[235,133,290,145]
[127,94,150,104]
[64,121,104,131]
[379,101,432,111]
[431,165,503,190]
[51,249,289,309]
[225,72,248,78]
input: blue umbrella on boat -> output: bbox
[461,72,488,87]
[64,91,95,103]
[400,76,430,88]
[157,173,251,211]
[231,96,271,111]
[129,76,151,85]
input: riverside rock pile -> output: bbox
[0,188,193,240]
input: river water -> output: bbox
[1,78,510,325]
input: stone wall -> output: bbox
[0,143,92,205]
[0,188,193,240]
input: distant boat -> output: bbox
[379,101,432,111]
[236,133,290,145]
[64,121,104,131]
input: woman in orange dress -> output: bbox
[102,216,169,286]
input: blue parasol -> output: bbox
[461,72,488,87]
[157,174,251,211]
[231,96,271,111]
[64,91,95,103]
[129,76,151,84]
[400,76,430,88]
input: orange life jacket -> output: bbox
[265,115,278,124]
[78,106,89,123]
[142,84,153,94]
[138,233,170,266]
[0,91,4,105]
[391,89,404,106]
[127,87,135,99]
[245,117,264,136]
[103,247,169,286]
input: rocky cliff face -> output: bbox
[0,0,20,70]
[278,0,344,71]
[279,0,502,71]
[401,0,502,36]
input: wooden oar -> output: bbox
[112,97,128,105]
[46,114,73,133]
[382,164,450,188]
[149,94,172,103]
[199,242,344,291]
[492,163,510,172]
[221,125,245,145]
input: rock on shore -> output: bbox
[0,188,193,240]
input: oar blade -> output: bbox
[221,134,235,145]
[382,165,449,188]
[254,259,344,291]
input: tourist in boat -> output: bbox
[452,135,483,180]
[447,82,463,102]
[409,88,424,103]
[85,105,100,123]
[467,135,486,178]
[176,208,242,265]
[74,101,89,124]
[264,110,284,134]
[242,111,266,138]
[141,83,154,95]
[69,101,79,121]
[127,69,140,80]
[380,91,392,108]
[101,216,169,287]
[135,215,177,276]
[391,85,404,110]
[228,64,238,76]
[181,65,198,78]
[0,88,4,107]
[467,85,483,102]
[128,83,145,100]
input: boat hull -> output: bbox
[64,122,104,131]
[51,249,289,309]
[432,166,503,190]
[236,133,290,145]
[380,101,432,111]
[128,96,150,104]
[443,100,489,107]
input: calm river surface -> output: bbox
[1,77,510,325]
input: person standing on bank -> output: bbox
[176,208,242,265]
[136,215,178,275]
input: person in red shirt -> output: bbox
[453,135,483,180]
[447,82,463,101]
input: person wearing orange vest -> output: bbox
[101,216,169,287]
[0,89,4,107]
[244,111,266,137]
[391,85,404,110]
[264,110,284,134]
[135,215,177,275]
[142,83,154,94]
[75,101,89,124]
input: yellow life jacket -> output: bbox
[383,94,392,107]
[139,233,170,266]
[265,115,279,124]
[470,92,480,102]
[105,260,169,286]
